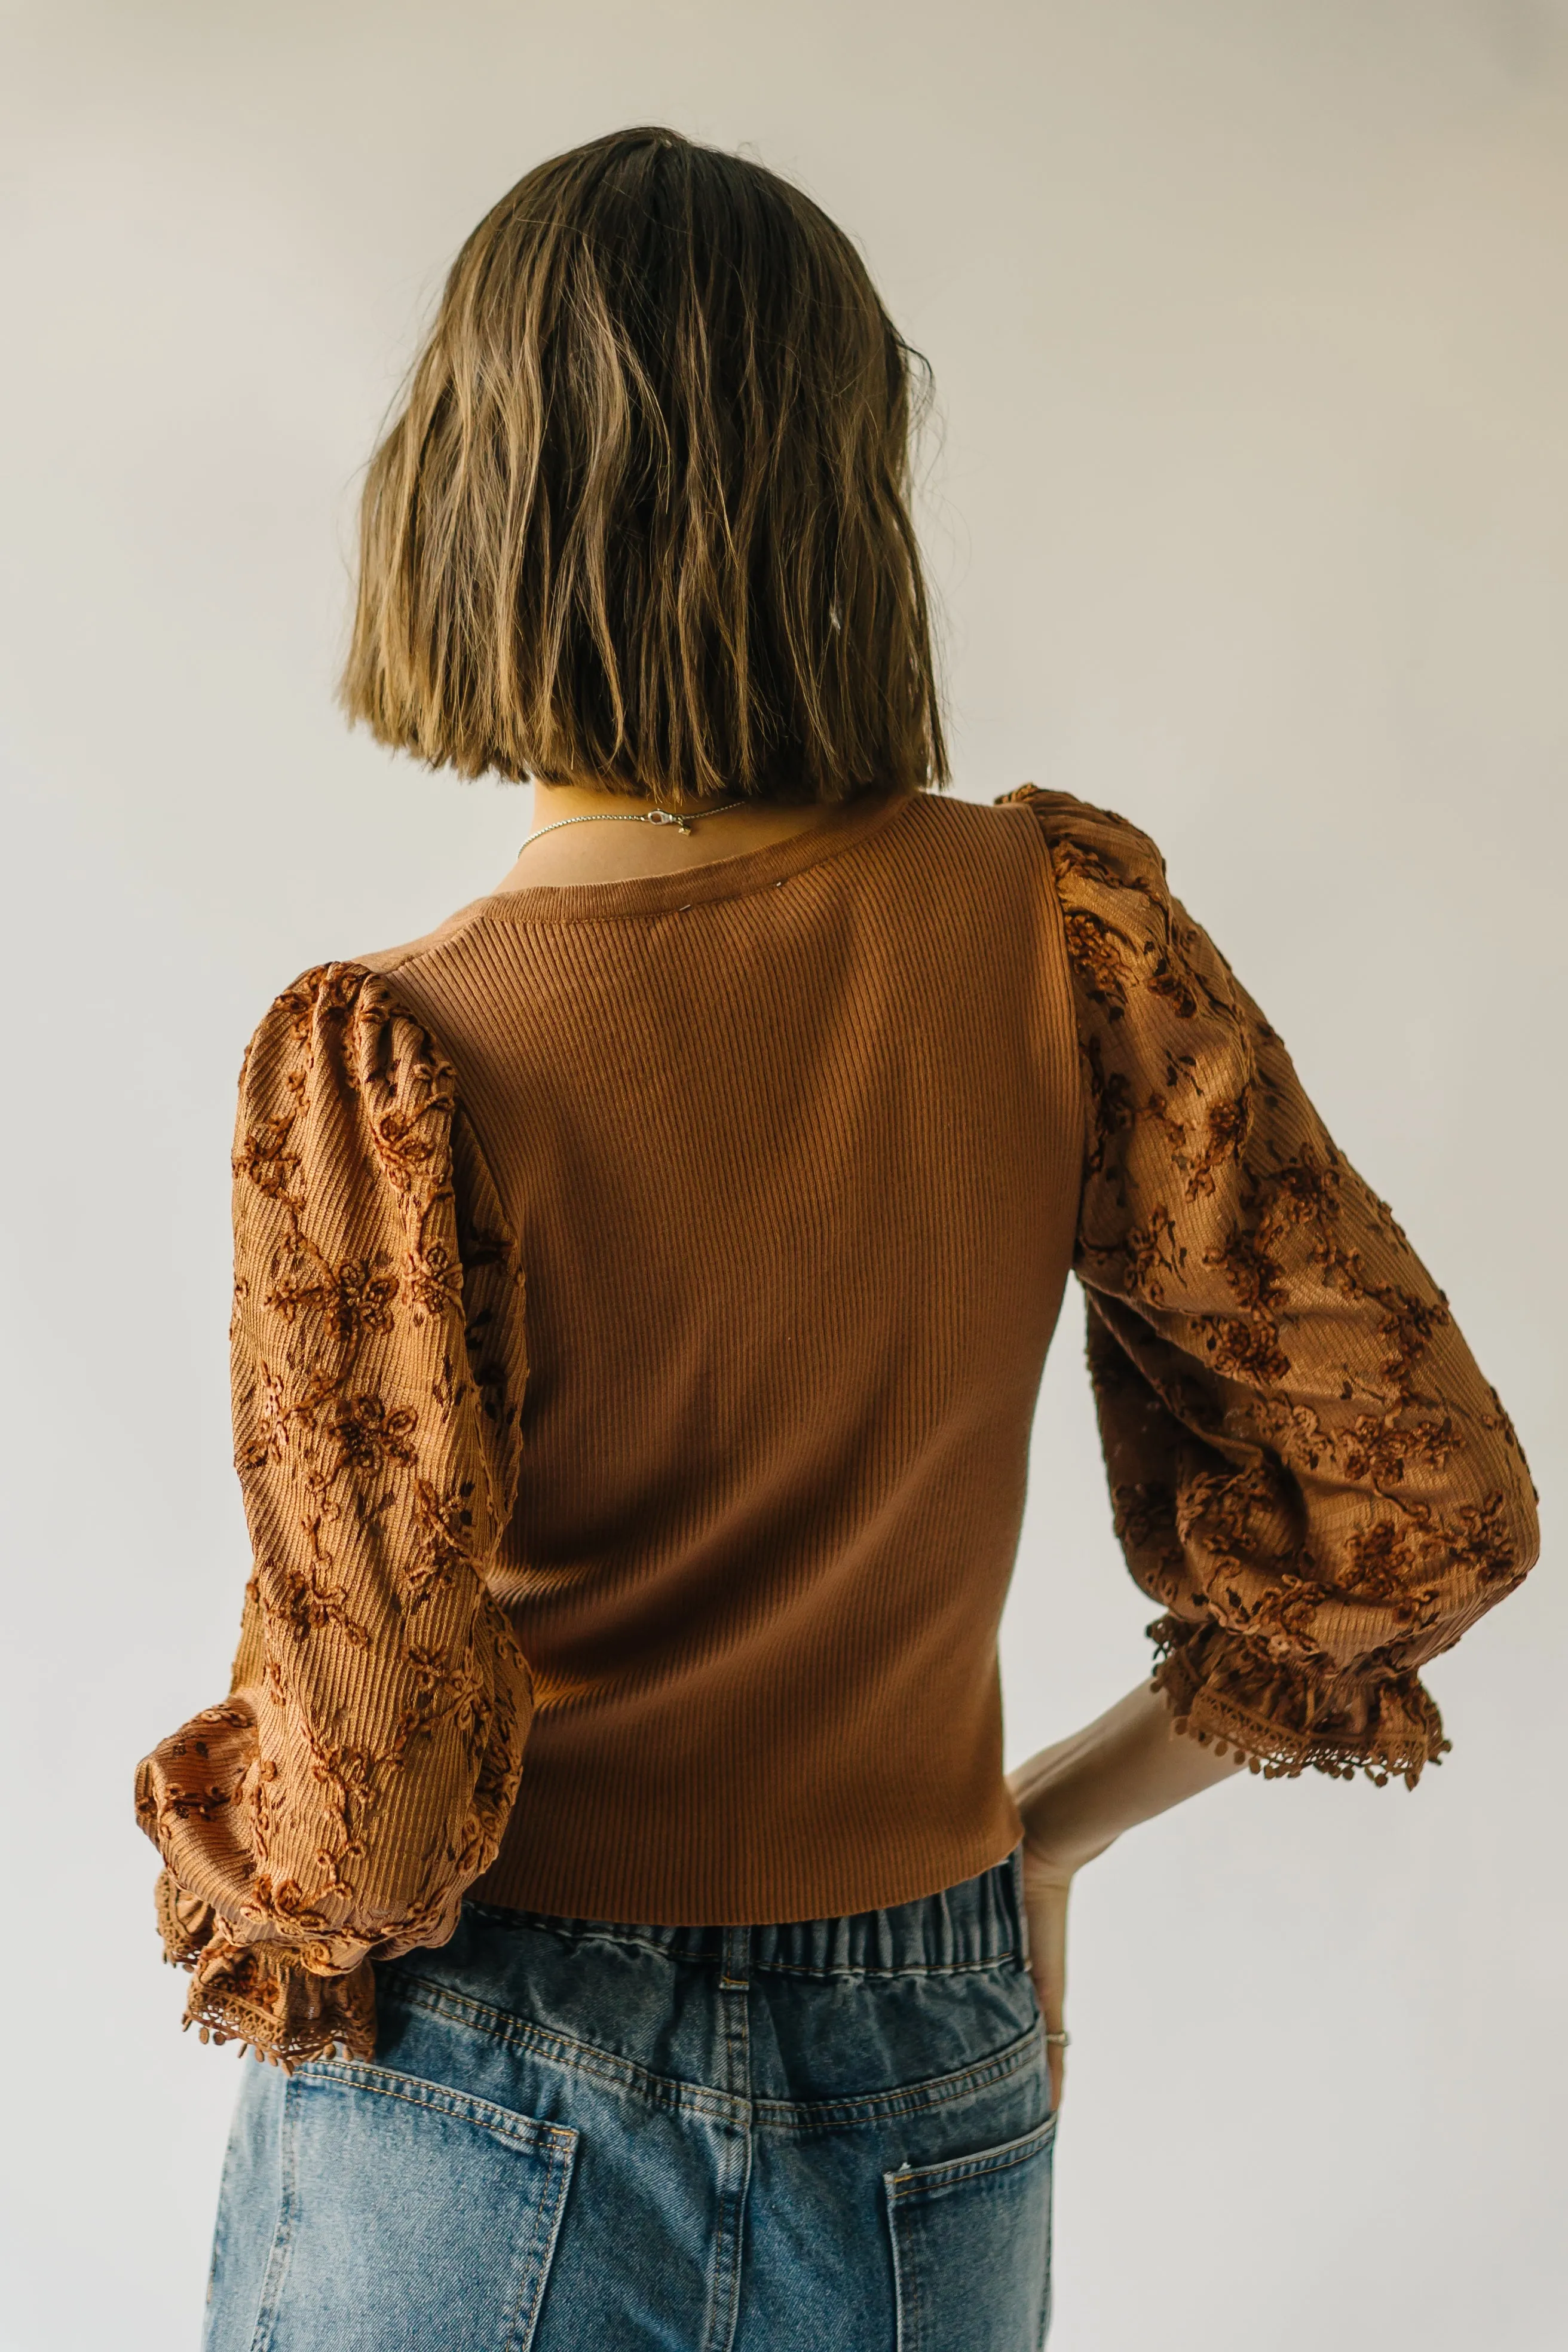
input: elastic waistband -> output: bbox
[468,1844,1028,1979]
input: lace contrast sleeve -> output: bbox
[134,963,532,2066]
[1000,785,1539,1786]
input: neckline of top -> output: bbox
[466,788,921,924]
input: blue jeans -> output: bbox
[201,1845,1054,2351]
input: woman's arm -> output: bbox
[1007,1685,1244,2107]
[995,783,1538,2112]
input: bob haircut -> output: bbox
[341,126,947,806]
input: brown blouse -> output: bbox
[134,786,1539,2066]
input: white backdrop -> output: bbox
[2,4,1563,2347]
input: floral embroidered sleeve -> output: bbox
[1002,786,1539,1784]
[134,964,533,2066]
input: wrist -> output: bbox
[1012,1757,1119,1876]
[1017,1812,1114,1881]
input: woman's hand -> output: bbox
[1016,1839,1076,2111]
[1009,1684,1247,2112]
[1007,1756,1114,2114]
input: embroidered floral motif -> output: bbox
[1000,785,1539,1787]
[134,963,532,2068]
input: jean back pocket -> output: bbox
[248,2060,576,2352]
[884,2111,1056,2351]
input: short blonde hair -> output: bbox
[341,127,947,806]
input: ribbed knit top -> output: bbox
[136,786,1539,2067]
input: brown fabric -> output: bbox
[136,786,1538,2065]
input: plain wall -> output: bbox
[2,4,1563,2347]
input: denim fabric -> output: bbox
[201,1845,1054,2352]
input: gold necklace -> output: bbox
[517,797,750,853]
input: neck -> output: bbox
[534,777,746,821]
[492,776,874,892]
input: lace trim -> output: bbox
[154,1870,376,2071]
[1148,1617,1449,1789]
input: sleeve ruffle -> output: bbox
[1147,1619,1448,1788]
[154,1870,376,2068]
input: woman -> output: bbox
[136,127,1538,2351]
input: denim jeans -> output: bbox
[201,1845,1054,2351]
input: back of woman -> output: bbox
[135,127,1538,2352]
[357,785,1081,1928]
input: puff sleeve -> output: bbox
[134,964,533,2066]
[1001,786,1539,1785]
